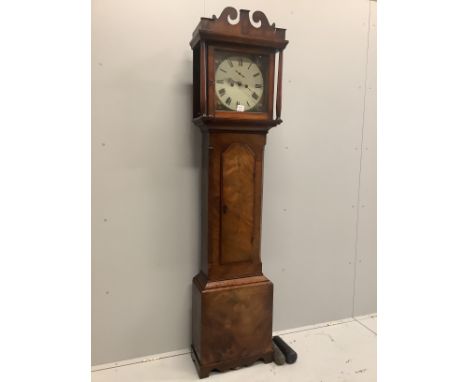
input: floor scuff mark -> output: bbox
[315,332,336,343]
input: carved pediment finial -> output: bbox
[213,7,274,31]
[191,7,287,49]
[214,6,238,24]
[251,10,275,29]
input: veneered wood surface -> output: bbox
[205,132,266,281]
[190,6,288,378]
[221,143,256,264]
[192,273,273,377]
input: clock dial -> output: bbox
[215,55,265,112]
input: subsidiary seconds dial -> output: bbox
[215,56,264,112]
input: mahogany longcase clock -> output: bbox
[190,7,288,378]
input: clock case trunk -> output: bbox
[190,8,287,378]
[191,127,273,379]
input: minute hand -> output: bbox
[235,69,246,78]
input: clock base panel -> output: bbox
[191,345,273,379]
[191,273,273,378]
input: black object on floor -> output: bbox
[273,336,298,364]
[272,341,286,365]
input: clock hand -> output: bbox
[235,70,246,79]
[227,70,247,84]
[222,77,239,86]
[219,77,255,103]
[223,77,245,88]
[237,85,258,104]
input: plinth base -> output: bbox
[191,272,273,378]
[191,345,273,379]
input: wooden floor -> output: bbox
[92,314,377,382]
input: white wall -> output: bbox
[92,0,376,366]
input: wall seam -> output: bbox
[351,1,372,317]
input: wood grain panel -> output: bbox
[191,273,273,377]
[206,132,266,281]
[221,143,255,264]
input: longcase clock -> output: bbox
[189,7,288,378]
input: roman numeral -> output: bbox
[247,101,251,106]
[239,59,243,66]
[252,92,259,100]
[248,63,252,69]
[255,84,262,88]
[228,60,233,67]
[226,97,232,105]
[218,88,226,96]
[253,72,260,77]
[216,79,224,84]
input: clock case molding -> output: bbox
[190,7,288,378]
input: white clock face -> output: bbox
[215,55,264,112]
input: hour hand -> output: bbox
[217,77,235,85]
[222,77,245,87]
